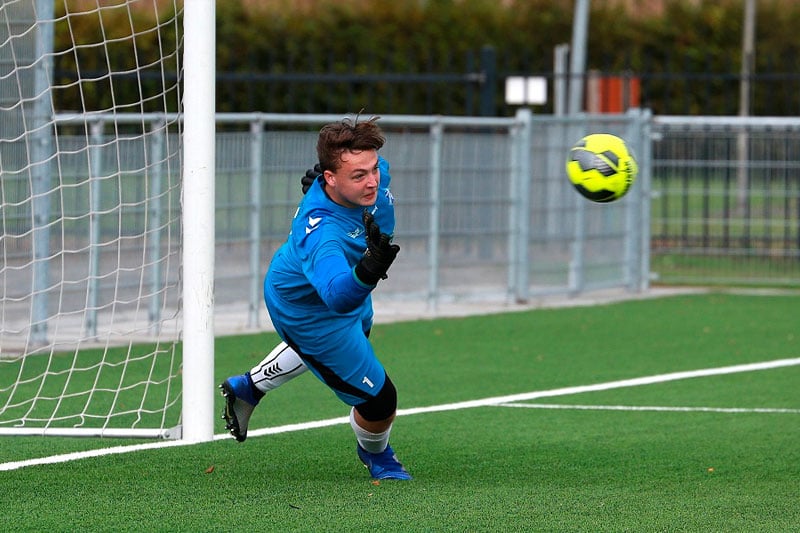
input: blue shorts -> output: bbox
[264,284,386,407]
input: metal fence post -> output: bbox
[568,176,586,295]
[479,46,496,116]
[85,120,104,338]
[149,119,165,332]
[554,44,570,117]
[623,112,639,292]
[248,119,264,328]
[637,109,653,292]
[508,119,521,302]
[30,0,55,344]
[427,120,443,312]
[514,108,533,303]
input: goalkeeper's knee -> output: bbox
[354,374,397,422]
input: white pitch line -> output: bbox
[2,356,799,472]
[0,438,192,472]
[497,403,800,414]
[391,356,800,416]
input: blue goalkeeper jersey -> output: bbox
[263,156,396,354]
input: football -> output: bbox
[565,133,638,203]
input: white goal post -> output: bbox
[181,0,215,443]
[0,0,215,441]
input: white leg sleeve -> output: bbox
[249,341,307,393]
[350,407,391,454]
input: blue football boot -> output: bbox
[357,444,412,480]
[219,373,259,442]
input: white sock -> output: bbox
[349,407,390,454]
[249,342,307,393]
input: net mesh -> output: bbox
[0,0,184,437]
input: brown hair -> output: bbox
[316,114,385,172]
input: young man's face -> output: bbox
[323,149,380,208]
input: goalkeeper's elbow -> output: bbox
[323,271,373,313]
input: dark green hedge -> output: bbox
[52,0,800,115]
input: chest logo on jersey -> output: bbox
[347,227,364,239]
[305,216,322,235]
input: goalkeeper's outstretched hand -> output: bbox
[354,210,400,285]
[301,163,322,194]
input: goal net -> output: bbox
[0,0,215,439]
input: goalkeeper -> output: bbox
[220,115,411,480]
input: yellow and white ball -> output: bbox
[565,133,638,203]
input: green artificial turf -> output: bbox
[1,293,798,531]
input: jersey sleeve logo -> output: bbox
[305,216,323,234]
[347,227,364,239]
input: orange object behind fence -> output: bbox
[587,72,641,113]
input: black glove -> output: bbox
[354,210,400,285]
[301,163,322,194]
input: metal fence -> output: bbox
[650,116,800,286]
[213,111,651,328]
[1,112,651,345]
[6,111,800,348]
